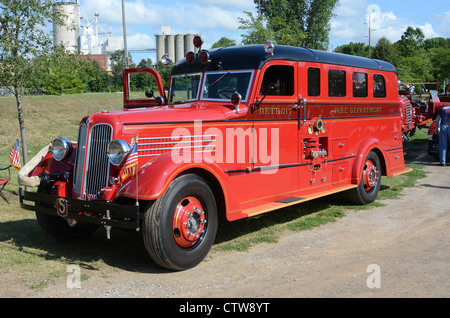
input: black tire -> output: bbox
[143,173,218,271]
[347,151,382,205]
[36,212,99,241]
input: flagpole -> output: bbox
[135,135,139,207]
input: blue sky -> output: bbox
[77,0,450,63]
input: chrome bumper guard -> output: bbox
[19,188,140,231]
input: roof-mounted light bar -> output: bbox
[186,36,210,65]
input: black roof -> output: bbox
[171,44,397,75]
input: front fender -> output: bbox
[116,152,242,214]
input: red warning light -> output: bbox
[199,51,210,64]
[193,36,203,48]
[186,51,196,63]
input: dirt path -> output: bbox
[30,149,450,298]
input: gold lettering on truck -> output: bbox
[259,107,293,116]
[333,106,383,115]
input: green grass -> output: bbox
[0,93,430,290]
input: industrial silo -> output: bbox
[175,34,185,62]
[52,1,81,53]
[156,34,165,64]
[165,34,175,64]
[184,34,195,56]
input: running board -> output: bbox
[390,167,413,177]
[243,184,358,218]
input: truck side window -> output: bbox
[373,74,386,98]
[353,72,368,97]
[308,68,320,96]
[328,69,346,97]
[260,65,294,96]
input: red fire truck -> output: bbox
[18,38,411,270]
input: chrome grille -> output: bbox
[74,123,87,194]
[406,103,412,125]
[84,124,113,196]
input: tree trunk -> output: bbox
[14,87,29,165]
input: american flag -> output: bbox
[121,142,138,179]
[9,138,21,170]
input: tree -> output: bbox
[0,0,64,164]
[372,37,400,67]
[253,0,339,49]
[211,37,237,49]
[395,26,425,58]
[109,49,132,91]
[238,11,275,45]
[334,42,369,57]
[423,37,448,51]
[30,45,108,95]
[429,47,450,83]
[397,55,432,82]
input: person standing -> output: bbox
[434,106,450,166]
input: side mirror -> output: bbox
[145,89,154,98]
[155,96,165,106]
[231,92,242,114]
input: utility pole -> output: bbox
[365,14,376,58]
[122,0,129,68]
[368,15,371,58]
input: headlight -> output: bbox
[51,137,73,161]
[107,139,131,166]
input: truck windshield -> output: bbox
[201,71,253,102]
[169,73,201,104]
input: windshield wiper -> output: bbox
[209,72,231,87]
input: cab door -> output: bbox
[251,62,300,192]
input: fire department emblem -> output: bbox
[56,198,69,217]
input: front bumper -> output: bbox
[19,188,141,230]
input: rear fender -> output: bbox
[351,137,387,184]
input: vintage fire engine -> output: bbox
[18,38,412,270]
[398,86,432,141]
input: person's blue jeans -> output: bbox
[439,124,450,164]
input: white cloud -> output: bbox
[79,0,253,50]
[329,0,441,49]
[127,33,155,50]
[435,10,450,38]
[191,0,254,10]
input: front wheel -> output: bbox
[143,174,218,271]
[347,151,381,205]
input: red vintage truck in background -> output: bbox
[398,83,450,156]
[18,38,411,270]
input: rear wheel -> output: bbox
[347,151,381,205]
[143,174,218,271]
